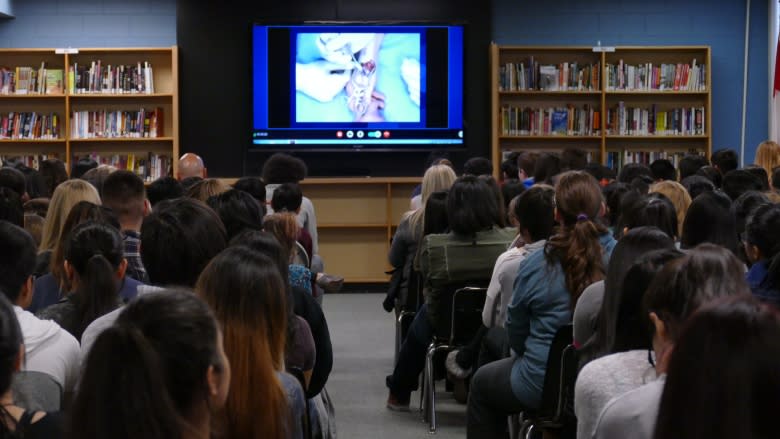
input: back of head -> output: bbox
[654,296,780,439]
[619,192,679,240]
[649,180,691,238]
[261,153,307,184]
[141,198,227,287]
[422,191,449,236]
[0,187,23,227]
[649,159,676,182]
[0,293,22,401]
[195,247,289,439]
[743,165,770,191]
[678,154,709,180]
[206,189,264,241]
[72,289,224,439]
[602,181,630,227]
[721,169,764,201]
[560,147,589,171]
[643,243,749,343]
[695,165,723,188]
[24,214,45,247]
[229,230,290,283]
[479,175,506,228]
[533,153,561,185]
[262,212,299,254]
[617,163,652,185]
[184,178,230,203]
[80,165,117,197]
[744,203,780,288]
[147,176,183,207]
[516,151,539,180]
[409,164,456,234]
[447,175,501,236]
[270,182,303,213]
[0,166,26,198]
[514,184,555,242]
[232,176,266,203]
[0,221,36,303]
[463,156,493,176]
[711,148,739,174]
[681,190,738,254]
[23,197,49,218]
[40,179,101,251]
[39,158,68,198]
[102,170,147,226]
[545,171,608,302]
[500,179,525,213]
[681,174,715,200]
[17,165,47,200]
[179,176,203,192]
[177,153,206,180]
[755,140,780,179]
[71,157,98,179]
[500,153,520,180]
[732,190,770,238]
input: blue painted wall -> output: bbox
[492,0,770,164]
[0,0,175,48]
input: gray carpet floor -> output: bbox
[323,292,467,439]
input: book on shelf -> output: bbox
[606,149,705,170]
[69,60,155,94]
[498,59,599,91]
[500,104,600,136]
[605,59,706,91]
[70,108,164,139]
[0,154,59,170]
[44,69,64,94]
[606,102,705,136]
[0,112,60,139]
[73,152,171,182]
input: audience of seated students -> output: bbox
[0,221,80,398]
[38,158,67,199]
[754,140,780,189]
[0,293,63,438]
[0,187,23,226]
[532,152,561,185]
[516,151,539,188]
[70,157,97,179]
[574,227,677,352]
[653,296,780,439]
[614,192,679,241]
[145,176,183,207]
[649,180,691,239]
[592,244,749,439]
[500,152,520,182]
[711,147,739,175]
[447,185,555,379]
[185,177,230,202]
[680,190,740,255]
[387,175,515,411]
[177,152,208,180]
[649,159,676,182]
[742,203,780,307]
[467,171,617,438]
[101,170,151,284]
[31,202,130,314]
[678,153,709,181]
[575,240,681,438]
[695,165,723,188]
[72,289,230,439]
[721,168,764,201]
[196,247,307,439]
[79,165,116,198]
[79,197,228,358]
[36,222,127,342]
[37,179,101,276]
[206,188,265,241]
[560,147,589,172]
[385,164,456,312]
[232,175,267,205]
[463,156,493,176]
[732,190,770,264]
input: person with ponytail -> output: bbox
[467,170,617,438]
[196,247,306,439]
[71,289,230,439]
[36,221,126,341]
[743,202,780,307]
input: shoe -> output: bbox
[316,273,344,293]
[386,393,410,412]
[446,350,473,379]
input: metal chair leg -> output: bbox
[426,343,438,433]
[524,423,535,439]
[421,342,436,422]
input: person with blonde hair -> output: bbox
[649,180,692,239]
[755,140,780,188]
[184,178,230,202]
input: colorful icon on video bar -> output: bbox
[367,130,384,139]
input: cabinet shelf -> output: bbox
[69,136,174,143]
[499,135,601,140]
[0,94,66,99]
[0,138,64,143]
[499,90,601,96]
[68,93,174,99]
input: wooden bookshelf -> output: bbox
[490,44,712,174]
[0,47,179,180]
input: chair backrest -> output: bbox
[293,241,311,268]
[537,324,576,425]
[11,371,62,412]
[449,286,488,345]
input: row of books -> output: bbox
[605,60,706,91]
[0,112,61,139]
[606,150,704,170]
[605,103,705,136]
[498,60,600,91]
[500,104,600,136]
[69,61,155,94]
[74,153,171,182]
[0,64,64,95]
[70,108,164,139]
[0,154,60,169]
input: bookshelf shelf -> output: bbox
[0,46,179,180]
[490,44,711,174]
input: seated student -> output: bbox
[616,163,653,186]
[0,167,29,203]
[649,159,676,182]
[678,153,709,181]
[386,175,515,410]
[649,180,691,239]
[742,203,780,307]
[145,176,183,207]
[446,185,555,378]
[695,165,723,188]
[179,175,203,192]
[681,174,715,200]
[79,197,229,360]
[0,293,63,438]
[560,147,589,172]
[732,191,770,265]
[206,189,264,241]
[70,157,97,179]
[196,247,307,439]
[721,169,764,201]
[0,221,80,397]
[71,290,230,438]
[592,244,749,439]
[575,246,681,439]
[614,192,679,241]
[38,158,68,199]
[680,190,739,256]
[0,187,23,226]
[532,152,561,185]
[409,154,454,210]
[264,212,315,296]
[754,140,780,189]
[653,296,780,439]
[467,171,616,438]
[602,181,630,235]
[79,165,116,198]
[184,178,230,203]
[177,152,207,180]
[743,164,770,191]
[463,156,493,176]
[710,148,739,175]
[232,175,267,205]
[500,152,520,183]
[517,151,539,188]
[36,222,126,342]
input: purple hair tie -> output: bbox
[576,213,589,222]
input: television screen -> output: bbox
[251,22,465,150]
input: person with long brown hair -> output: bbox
[196,247,305,439]
[467,170,617,437]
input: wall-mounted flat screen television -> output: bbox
[251,21,465,151]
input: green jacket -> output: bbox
[419,227,517,329]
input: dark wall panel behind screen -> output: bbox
[177,0,491,177]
